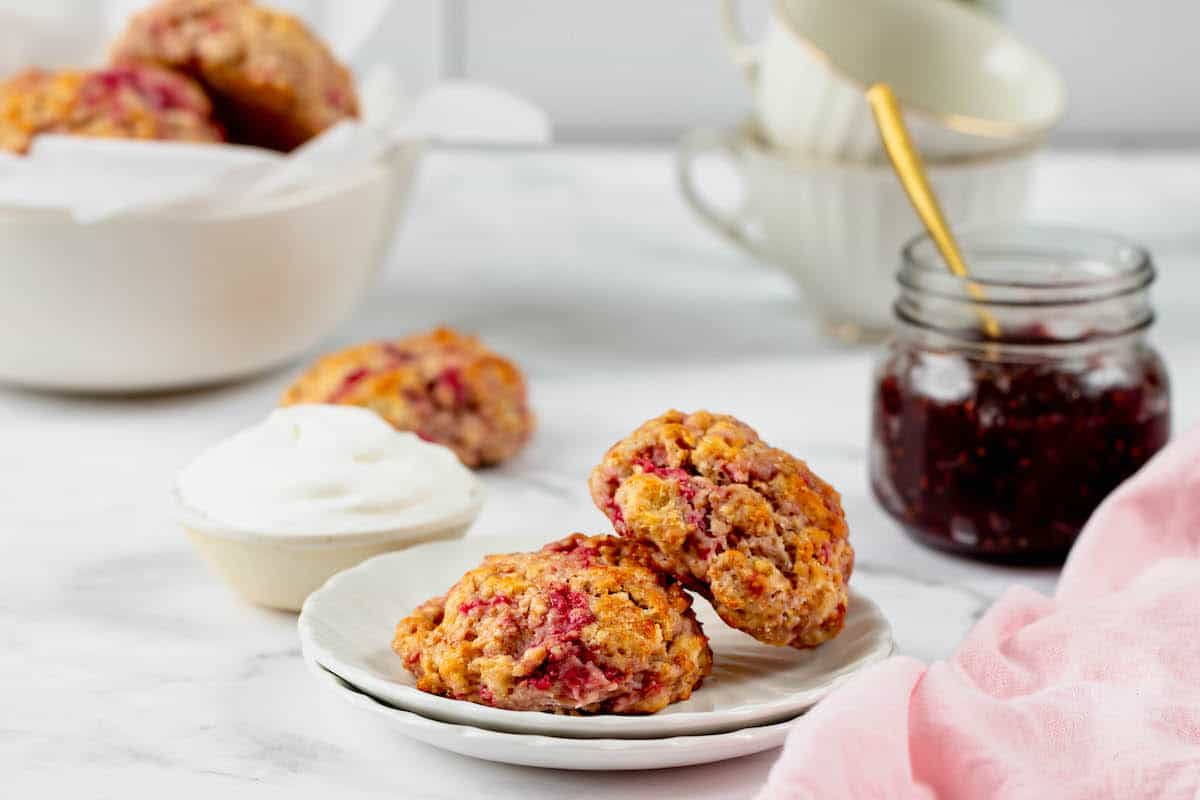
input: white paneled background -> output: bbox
[371,0,1200,145]
[3,0,1198,144]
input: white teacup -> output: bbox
[722,0,1065,161]
[677,123,1035,341]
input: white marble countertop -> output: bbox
[3,147,1198,799]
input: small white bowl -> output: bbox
[678,122,1035,341]
[722,0,1066,160]
[176,484,484,613]
[0,142,420,393]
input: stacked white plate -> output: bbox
[298,535,894,770]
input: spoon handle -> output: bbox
[866,83,1000,339]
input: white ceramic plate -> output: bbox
[299,534,893,739]
[306,655,795,770]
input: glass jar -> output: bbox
[870,226,1171,564]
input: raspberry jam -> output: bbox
[870,227,1171,563]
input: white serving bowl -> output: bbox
[722,0,1066,161]
[678,123,1034,341]
[176,483,484,613]
[0,142,420,393]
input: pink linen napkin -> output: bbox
[759,427,1200,800]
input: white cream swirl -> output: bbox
[177,405,482,536]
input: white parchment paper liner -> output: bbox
[0,1,551,221]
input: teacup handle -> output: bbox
[721,0,761,83]
[676,129,770,261]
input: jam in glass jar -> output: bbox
[870,226,1171,564]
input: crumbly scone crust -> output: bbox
[281,327,533,468]
[589,410,854,649]
[111,0,358,151]
[0,66,223,154]
[392,534,713,714]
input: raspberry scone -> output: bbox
[110,0,358,152]
[392,534,712,714]
[0,66,223,154]
[281,327,533,468]
[589,410,854,649]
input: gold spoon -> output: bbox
[866,83,1001,339]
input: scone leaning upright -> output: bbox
[589,410,854,649]
[110,0,358,151]
[281,327,534,468]
[393,533,713,714]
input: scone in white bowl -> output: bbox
[0,142,420,393]
[176,405,485,612]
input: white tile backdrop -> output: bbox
[2,0,1198,144]
[433,0,1200,145]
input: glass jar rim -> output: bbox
[899,224,1154,307]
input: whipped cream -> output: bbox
[177,405,482,536]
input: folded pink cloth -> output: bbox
[759,427,1200,800]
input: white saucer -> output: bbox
[306,655,796,770]
[299,534,893,739]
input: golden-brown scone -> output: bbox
[281,327,534,469]
[110,0,358,151]
[393,534,713,714]
[0,65,223,154]
[589,410,854,649]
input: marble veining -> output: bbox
[2,148,1198,799]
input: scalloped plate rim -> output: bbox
[305,655,799,771]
